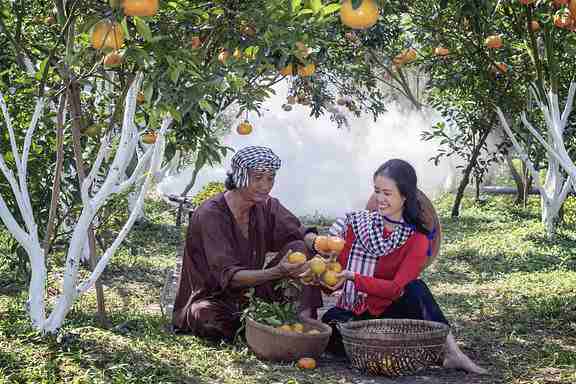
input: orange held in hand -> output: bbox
[322,270,341,287]
[297,357,317,369]
[287,251,307,264]
[328,236,345,254]
[309,256,327,275]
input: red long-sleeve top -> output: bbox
[337,225,429,316]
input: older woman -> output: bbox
[173,146,322,341]
[314,159,487,374]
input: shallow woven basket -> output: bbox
[339,319,449,376]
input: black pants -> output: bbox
[321,279,449,356]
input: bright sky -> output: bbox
[158,82,459,218]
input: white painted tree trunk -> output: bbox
[0,73,173,333]
[496,82,576,238]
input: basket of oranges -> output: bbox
[242,289,332,361]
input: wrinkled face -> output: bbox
[372,175,405,221]
[240,169,275,203]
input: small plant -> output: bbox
[191,182,226,207]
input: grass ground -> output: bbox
[1,194,575,383]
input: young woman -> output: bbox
[314,159,487,374]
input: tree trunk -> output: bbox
[68,81,109,327]
[505,154,525,205]
[451,128,491,217]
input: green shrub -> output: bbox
[191,182,226,207]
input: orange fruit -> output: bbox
[136,92,145,105]
[322,270,341,287]
[103,52,123,67]
[297,357,317,369]
[91,20,124,50]
[327,262,342,273]
[123,0,159,17]
[292,323,304,333]
[328,236,346,253]
[297,63,316,77]
[233,48,242,60]
[142,132,157,144]
[340,0,379,30]
[433,47,449,57]
[278,324,293,333]
[314,235,332,253]
[191,36,202,49]
[287,251,306,264]
[279,64,293,76]
[218,50,231,64]
[309,257,326,275]
[236,121,253,135]
[529,20,540,32]
[554,9,573,29]
[484,35,502,49]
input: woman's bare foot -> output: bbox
[443,333,489,374]
[443,352,489,374]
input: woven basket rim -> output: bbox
[246,316,332,338]
[339,319,450,342]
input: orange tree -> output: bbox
[0,0,392,325]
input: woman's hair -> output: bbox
[224,172,237,190]
[373,159,430,235]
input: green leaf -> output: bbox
[133,17,152,42]
[321,3,341,16]
[291,0,302,12]
[35,58,49,81]
[309,0,322,12]
[198,99,215,115]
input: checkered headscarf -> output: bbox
[338,210,415,313]
[229,146,281,189]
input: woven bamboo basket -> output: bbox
[339,319,449,376]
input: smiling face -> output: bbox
[372,175,406,221]
[239,169,276,203]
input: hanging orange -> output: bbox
[91,20,124,50]
[340,0,379,30]
[433,47,449,57]
[141,131,157,144]
[484,35,502,49]
[123,0,159,17]
[103,52,123,67]
[237,121,253,135]
[297,63,316,77]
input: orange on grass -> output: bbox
[297,357,317,369]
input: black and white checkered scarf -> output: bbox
[337,210,415,312]
[229,146,281,188]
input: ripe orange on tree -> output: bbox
[554,9,573,29]
[279,63,294,76]
[218,50,231,65]
[103,51,123,67]
[433,47,449,57]
[136,92,145,105]
[340,0,379,30]
[191,36,202,49]
[142,131,157,144]
[123,0,159,17]
[529,20,540,32]
[297,63,316,77]
[236,121,253,135]
[485,35,502,49]
[91,20,124,50]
